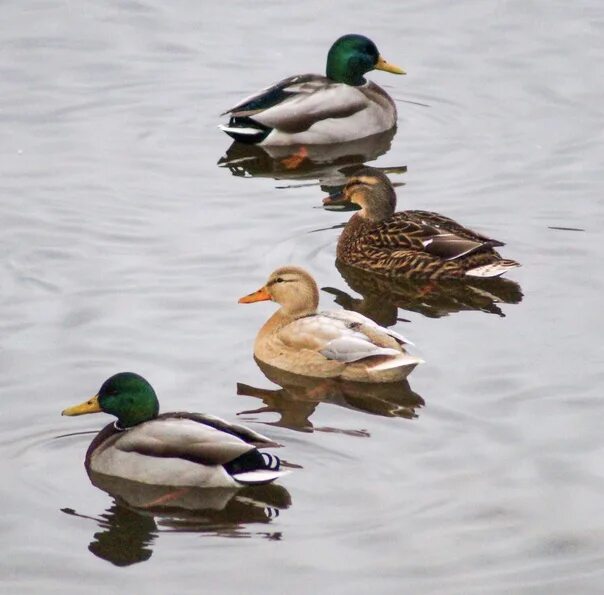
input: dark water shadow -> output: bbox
[61,472,291,566]
[217,129,405,188]
[237,359,424,435]
[324,260,523,322]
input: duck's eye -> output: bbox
[275,277,284,283]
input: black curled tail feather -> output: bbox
[223,448,281,477]
[222,116,272,145]
[261,452,281,471]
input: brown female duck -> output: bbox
[324,168,520,279]
[239,266,421,383]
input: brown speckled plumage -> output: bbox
[330,168,520,280]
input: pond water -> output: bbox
[2,1,603,593]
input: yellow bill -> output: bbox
[62,394,102,416]
[375,55,406,75]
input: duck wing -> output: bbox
[222,74,312,116]
[163,412,280,446]
[278,313,415,364]
[373,211,505,261]
[320,309,414,346]
[114,414,277,466]
[405,210,505,245]
[222,74,367,133]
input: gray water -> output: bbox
[2,1,604,593]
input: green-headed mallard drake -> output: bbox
[238,266,421,383]
[62,372,288,488]
[220,34,405,146]
[324,168,521,279]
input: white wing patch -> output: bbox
[320,310,414,346]
[278,310,416,364]
[320,337,401,363]
[465,262,520,278]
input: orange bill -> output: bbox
[238,286,271,304]
[375,55,406,75]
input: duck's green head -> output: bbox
[62,372,160,429]
[326,34,405,85]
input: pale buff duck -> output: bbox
[238,266,422,383]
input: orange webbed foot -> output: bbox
[280,147,309,170]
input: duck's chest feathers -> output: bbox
[336,215,380,263]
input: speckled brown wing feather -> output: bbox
[367,218,429,250]
[363,211,505,262]
[354,245,466,279]
[404,210,504,245]
[336,211,519,279]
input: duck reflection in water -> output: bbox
[217,128,403,188]
[237,359,425,434]
[62,473,291,566]
[325,260,523,321]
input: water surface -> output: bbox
[2,1,604,593]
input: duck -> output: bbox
[220,34,405,146]
[238,266,421,383]
[62,372,288,488]
[324,167,521,279]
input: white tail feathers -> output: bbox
[218,124,262,136]
[232,469,291,485]
[385,328,415,346]
[465,261,520,278]
[370,352,424,371]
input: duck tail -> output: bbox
[370,351,424,371]
[227,450,290,485]
[465,259,520,278]
[231,469,291,485]
[219,117,272,144]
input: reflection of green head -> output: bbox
[88,502,156,566]
[98,372,160,428]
